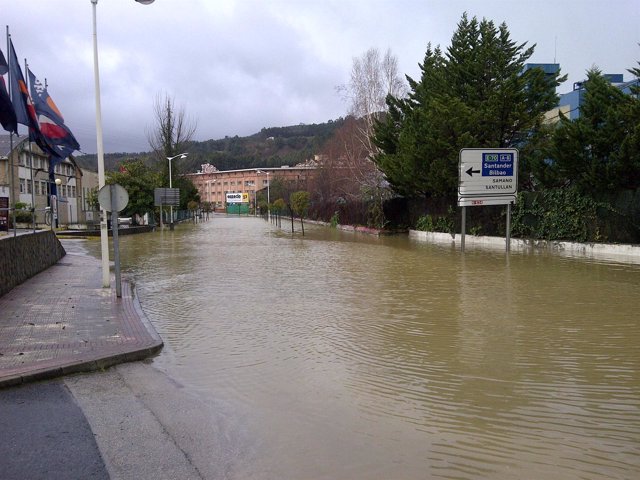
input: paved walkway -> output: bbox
[0,247,163,388]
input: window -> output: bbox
[27,180,32,195]
[35,182,40,195]
[71,186,76,198]
[41,181,48,195]
[19,178,26,193]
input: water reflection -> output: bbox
[79,217,640,479]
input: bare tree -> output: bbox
[338,48,407,159]
[147,93,197,161]
[319,116,369,201]
[326,48,405,227]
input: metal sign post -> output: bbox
[461,206,466,253]
[98,184,129,298]
[154,188,180,229]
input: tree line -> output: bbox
[308,13,640,242]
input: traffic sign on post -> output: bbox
[458,148,519,253]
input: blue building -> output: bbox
[523,63,639,122]
[554,73,639,121]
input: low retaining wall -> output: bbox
[300,218,403,236]
[0,230,66,297]
[409,230,640,264]
[56,225,155,238]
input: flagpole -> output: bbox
[91,0,110,288]
[25,59,36,233]
[6,27,16,237]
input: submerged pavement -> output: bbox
[0,246,163,388]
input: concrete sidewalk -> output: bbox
[0,249,163,388]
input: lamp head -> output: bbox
[135,0,155,4]
[55,178,62,186]
[167,152,188,161]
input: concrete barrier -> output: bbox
[409,230,640,264]
[0,230,66,297]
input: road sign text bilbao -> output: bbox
[482,153,514,177]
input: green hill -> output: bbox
[75,119,344,173]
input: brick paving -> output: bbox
[0,250,163,388]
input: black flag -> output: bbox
[0,48,18,134]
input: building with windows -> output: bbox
[0,134,90,228]
[185,163,316,212]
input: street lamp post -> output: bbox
[91,0,154,288]
[52,178,62,229]
[256,170,270,220]
[265,172,270,221]
[167,153,187,230]
[91,0,109,287]
[206,179,216,204]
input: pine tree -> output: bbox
[372,13,564,198]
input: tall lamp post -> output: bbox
[256,170,271,220]
[91,0,154,288]
[167,152,187,230]
[206,179,216,204]
[52,178,62,229]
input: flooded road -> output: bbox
[84,217,640,479]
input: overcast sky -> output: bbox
[2,0,639,154]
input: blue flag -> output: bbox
[28,69,80,162]
[8,39,37,128]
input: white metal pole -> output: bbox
[506,203,512,253]
[92,0,110,288]
[24,59,37,233]
[461,206,466,253]
[6,28,17,237]
[267,172,270,221]
[111,185,122,297]
[169,156,173,230]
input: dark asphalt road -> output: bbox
[0,380,109,480]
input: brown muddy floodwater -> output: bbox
[81,216,639,479]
